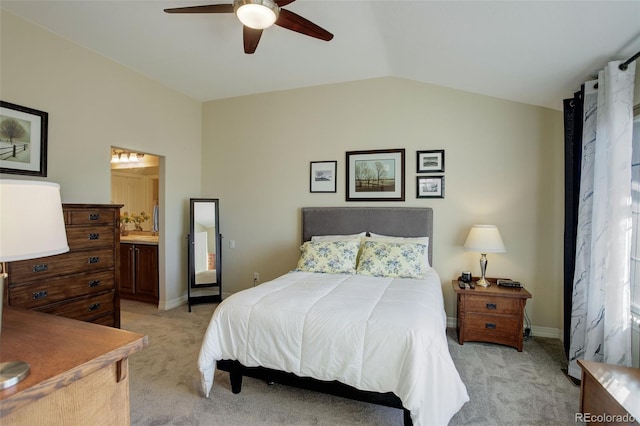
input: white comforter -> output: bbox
[198,270,469,425]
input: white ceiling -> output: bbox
[2,0,640,110]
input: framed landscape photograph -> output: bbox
[417,149,444,173]
[310,160,337,193]
[0,101,48,177]
[346,149,405,201]
[417,176,445,198]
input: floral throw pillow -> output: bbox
[295,240,360,274]
[356,240,427,278]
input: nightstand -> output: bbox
[452,279,532,351]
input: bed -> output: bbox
[198,207,469,425]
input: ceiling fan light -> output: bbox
[234,0,279,30]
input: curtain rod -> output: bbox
[620,50,640,70]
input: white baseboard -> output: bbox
[446,317,561,339]
[158,292,231,311]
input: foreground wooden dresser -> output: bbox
[7,204,122,327]
[577,359,640,425]
[0,307,147,425]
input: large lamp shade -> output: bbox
[0,179,69,390]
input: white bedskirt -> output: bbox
[198,270,468,425]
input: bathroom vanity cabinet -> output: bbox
[120,241,159,304]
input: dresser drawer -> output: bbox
[35,291,115,322]
[464,313,522,337]
[9,270,115,309]
[465,296,520,315]
[66,226,115,250]
[66,208,117,226]
[9,248,114,283]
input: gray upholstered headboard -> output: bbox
[301,207,433,265]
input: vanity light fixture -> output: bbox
[111,152,120,163]
[234,0,279,29]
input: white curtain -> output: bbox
[568,60,636,379]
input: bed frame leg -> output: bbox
[229,370,243,394]
[403,409,412,426]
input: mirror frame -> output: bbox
[188,198,221,309]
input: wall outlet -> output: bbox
[253,272,259,281]
[229,239,236,249]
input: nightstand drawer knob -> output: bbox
[89,303,101,311]
[486,303,497,309]
[89,233,100,240]
[485,323,497,329]
[89,213,100,221]
[88,256,100,264]
[88,280,101,287]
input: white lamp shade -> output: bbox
[0,180,69,262]
[464,225,506,253]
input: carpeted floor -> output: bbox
[121,299,581,425]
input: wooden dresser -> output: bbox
[7,204,122,327]
[577,359,640,425]
[0,306,147,425]
[453,279,532,351]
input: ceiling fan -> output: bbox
[164,0,334,54]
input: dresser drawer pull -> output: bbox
[485,323,497,329]
[89,213,100,221]
[88,303,101,311]
[88,280,101,287]
[32,290,48,300]
[486,303,497,309]
[32,264,48,273]
[89,233,100,240]
[88,256,100,264]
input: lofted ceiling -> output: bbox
[2,0,640,110]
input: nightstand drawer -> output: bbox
[465,313,521,336]
[465,296,520,315]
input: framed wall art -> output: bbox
[310,160,337,193]
[346,149,405,201]
[417,176,445,198]
[0,101,48,177]
[417,149,444,173]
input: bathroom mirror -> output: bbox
[187,198,221,311]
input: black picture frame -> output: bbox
[310,161,337,193]
[417,176,445,198]
[0,101,48,177]
[417,150,444,173]
[346,149,405,201]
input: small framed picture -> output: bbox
[310,161,337,193]
[417,150,444,173]
[0,101,48,177]
[417,176,445,198]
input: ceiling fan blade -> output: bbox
[164,4,234,14]
[275,0,296,6]
[276,8,333,41]
[243,26,263,54]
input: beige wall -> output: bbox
[0,11,202,307]
[3,9,594,336]
[202,78,565,336]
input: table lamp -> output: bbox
[463,224,505,287]
[0,180,69,389]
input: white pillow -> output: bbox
[366,233,431,272]
[356,240,427,278]
[295,240,360,274]
[311,232,366,241]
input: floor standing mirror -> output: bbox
[188,198,221,311]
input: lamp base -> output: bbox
[476,277,491,287]
[0,361,30,390]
